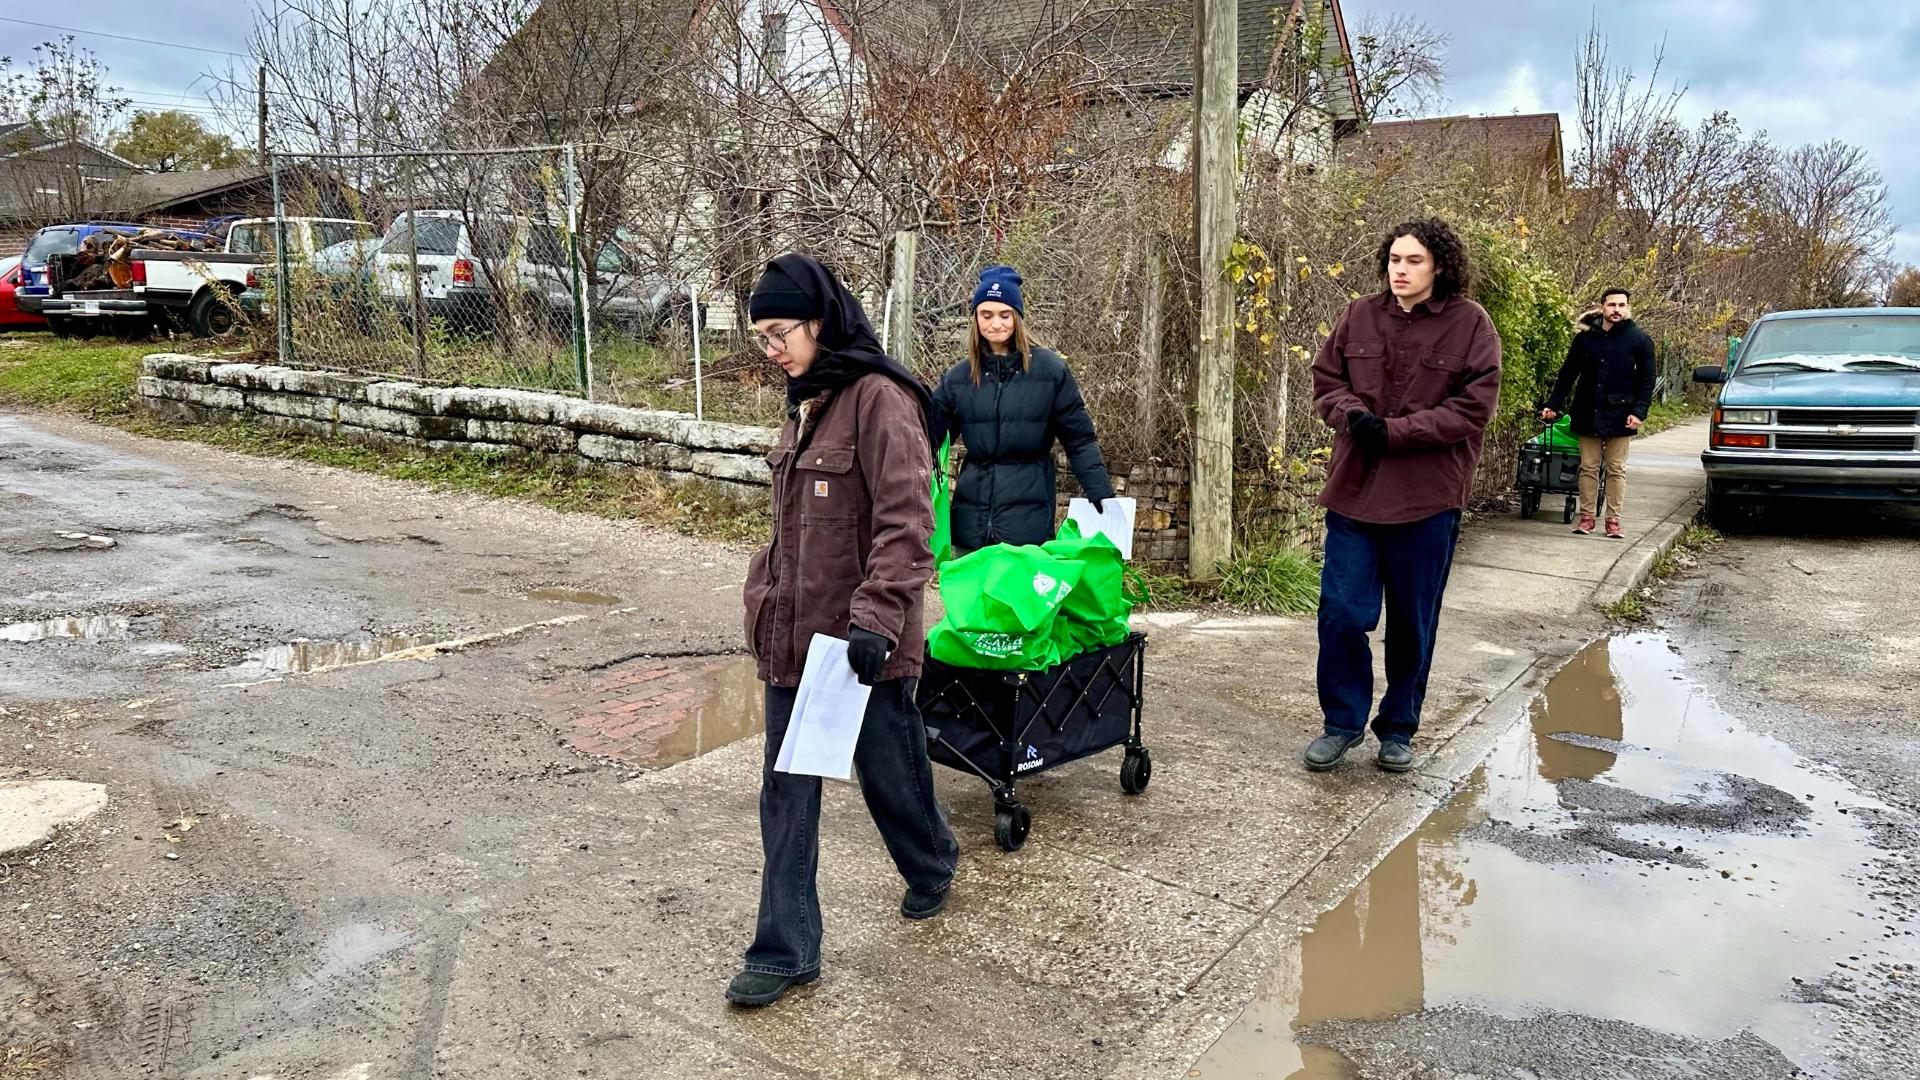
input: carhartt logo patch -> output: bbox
[814,480,830,497]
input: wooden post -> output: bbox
[888,231,919,370]
[1191,0,1238,579]
[1138,237,1166,451]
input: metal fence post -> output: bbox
[563,144,592,400]
[690,284,705,420]
[269,153,292,367]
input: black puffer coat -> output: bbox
[934,348,1114,551]
[1547,316,1657,438]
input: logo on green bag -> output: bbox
[965,631,1023,657]
[1033,573,1073,603]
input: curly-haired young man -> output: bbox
[1304,218,1503,774]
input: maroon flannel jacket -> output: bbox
[1311,291,1503,525]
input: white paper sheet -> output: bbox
[1066,496,1137,560]
[773,634,873,781]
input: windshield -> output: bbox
[1738,315,1920,375]
[24,229,80,266]
[380,215,462,257]
[314,221,373,250]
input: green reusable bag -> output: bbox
[1529,415,1579,451]
[927,542,1084,670]
[1042,520,1137,657]
[930,437,954,564]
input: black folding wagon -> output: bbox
[1515,421,1586,524]
[916,632,1151,852]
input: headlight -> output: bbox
[1718,408,1770,425]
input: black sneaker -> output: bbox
[1304,731,1365,771]
[902,887,951,920]
[1377,742,1415,772]
[725,968,819,1007]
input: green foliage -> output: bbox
[1138,542,1321,615]
[111,110,250,172]
[1465,224,1575,441]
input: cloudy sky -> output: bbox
[3,2,1916,264]
[1341,0,1920,266]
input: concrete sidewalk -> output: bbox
[615,419,1711,1078]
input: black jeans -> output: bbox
[1317,509,1462,745]
[744,677,959,977]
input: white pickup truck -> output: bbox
[41,217,371,337]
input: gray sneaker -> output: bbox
[1304,731,1365,771]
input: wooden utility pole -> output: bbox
[256,66,268,163]
[1191,0,1238,579]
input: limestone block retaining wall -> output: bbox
[135,354,776,499]
[138,354,1230,573]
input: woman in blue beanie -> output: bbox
[933,265,1115,552]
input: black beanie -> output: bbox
[749,262,820,321]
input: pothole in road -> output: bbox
[1194,633,1920,1079]
[1,616,133,643]
[566,655,764,769]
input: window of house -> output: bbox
[763,12,789,77]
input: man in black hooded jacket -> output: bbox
[1543,288,1656,539]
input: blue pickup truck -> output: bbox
[1694,308,1920,522]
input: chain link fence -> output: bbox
[257,147,785,424]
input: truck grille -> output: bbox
[1774,433,1918,452]
[1777,408,1918,427]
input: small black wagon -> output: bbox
[1515,421,1586,524]
[916,632,1151,852]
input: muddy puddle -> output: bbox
[525,588,623,606]
[246,633,435,675]
[0,616,132,643]
[575,656,765,768]
[1195,633,1919,1079]
[636,657,764,767]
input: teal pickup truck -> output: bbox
[1694,308,1920,521]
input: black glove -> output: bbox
[846,626,894,686]
[1347,408,1390,454]
[1089,496,1107,513]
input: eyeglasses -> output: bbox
[755,322,807,353]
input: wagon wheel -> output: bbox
[1519,489,1540,519]
[994,803,1031,852]
[1563,496,1578,525]
[1121,747,1153,795]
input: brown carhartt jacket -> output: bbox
[744,373,935,687]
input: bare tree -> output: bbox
[0,37,132,221]
[1351,12,1446,121]
[1754,139,1895,308]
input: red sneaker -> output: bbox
[1605,516,1624,539]
[1573,512,1596,535]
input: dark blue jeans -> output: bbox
[1317,509,1463,746]
[745,677,959,977]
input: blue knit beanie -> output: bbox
[971,265,1025,317]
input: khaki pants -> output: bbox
[1578,435,1631,519]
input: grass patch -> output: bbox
[121,416,770,544]
[0,334,769,543]
[1601,522,1723,622]
[0,338,155,418]
[1640,398,1708,436]
[1139,541,1322,615]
